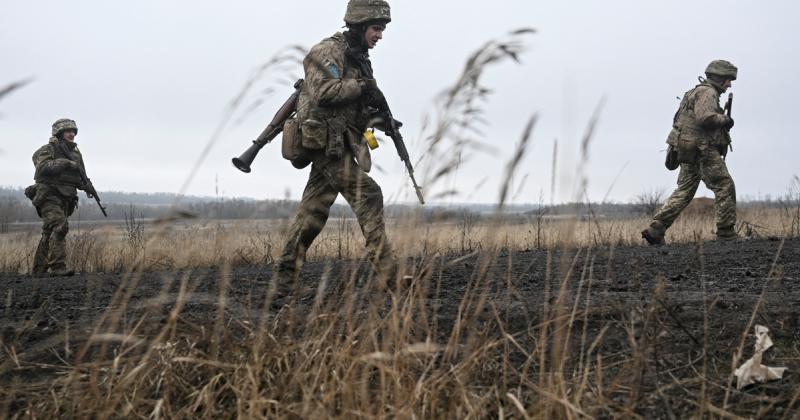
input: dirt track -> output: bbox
[1,237,799,417]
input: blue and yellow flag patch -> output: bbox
[327,63,342,79]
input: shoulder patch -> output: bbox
[327,63,342,79]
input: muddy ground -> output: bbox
[1,237,799,418]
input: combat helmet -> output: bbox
[344,0,391,25]
[51,118,78,137]
[705,60,738,81]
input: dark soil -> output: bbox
[1,237,799,418]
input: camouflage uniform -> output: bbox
[276,1,396,281]
[29,119,86,275]
[644,61,738,243]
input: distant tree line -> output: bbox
[0,185,795,229]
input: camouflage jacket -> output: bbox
[32,137,86,197]
[668,81,730,149]
[297,32,374,170]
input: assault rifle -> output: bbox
[722,92,733,156]
[350,52,424,204]
[232,79,304,173]
[55,140,107,217]
[373,98,425,205]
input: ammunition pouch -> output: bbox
[676,137,698,164]
[665,146,679,171]
[300,118,327,150]
[282,118,311,169]
[325,118,346,159]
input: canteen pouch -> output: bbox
[665,145,679,171]
[282,118,310,168]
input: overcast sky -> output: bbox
[1,0,798,205]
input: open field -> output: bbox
[1,220,799,417]
[1,206,798,275]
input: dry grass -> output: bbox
[2,211,796,418]
[0,207,792,275]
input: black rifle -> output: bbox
[724,92,733,152]
[375,101,425,204]
[55,141,107,217]
[350,54,424,204]
[232,79,304,173]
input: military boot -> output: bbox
[268,263,314,307]
[641,221,666,246]
[716,226,739,242]
[31,234,50,276]
[49,268,75,277]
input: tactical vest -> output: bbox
[666,83,727,163]
[669,83,725,146]
[33,142,84,188]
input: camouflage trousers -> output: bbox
[277,154,395,281]
[651,148,736,235]
[32,194,73,274]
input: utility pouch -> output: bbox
[665,145,679,171]
[676,136,698,164]
[300,118,327,150]
[282,118,311,169]
[24,184,38,201]
[325,118,346,159]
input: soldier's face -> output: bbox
[723,79,732,91]
[61,130,76,142]
[364,24,385,49]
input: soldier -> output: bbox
[642,60,739,245]
[27,119,94,276]
[274,0,398,287]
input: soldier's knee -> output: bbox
[53,220,69,238]
[726,178,736,193]
[718,178,736,197]
[364,185,384,208]
[306,204,331,221]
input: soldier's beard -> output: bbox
[344,26,369,54]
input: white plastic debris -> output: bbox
[734,325,788,390]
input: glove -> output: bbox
[83,184,96,198]
[359,78,385,106]
[723,116,734,130]
[359,78,379,93]
[81,181,97,196]
[369,112,403,133]
[53,158,79,172]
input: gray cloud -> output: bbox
[1,0,796,204]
